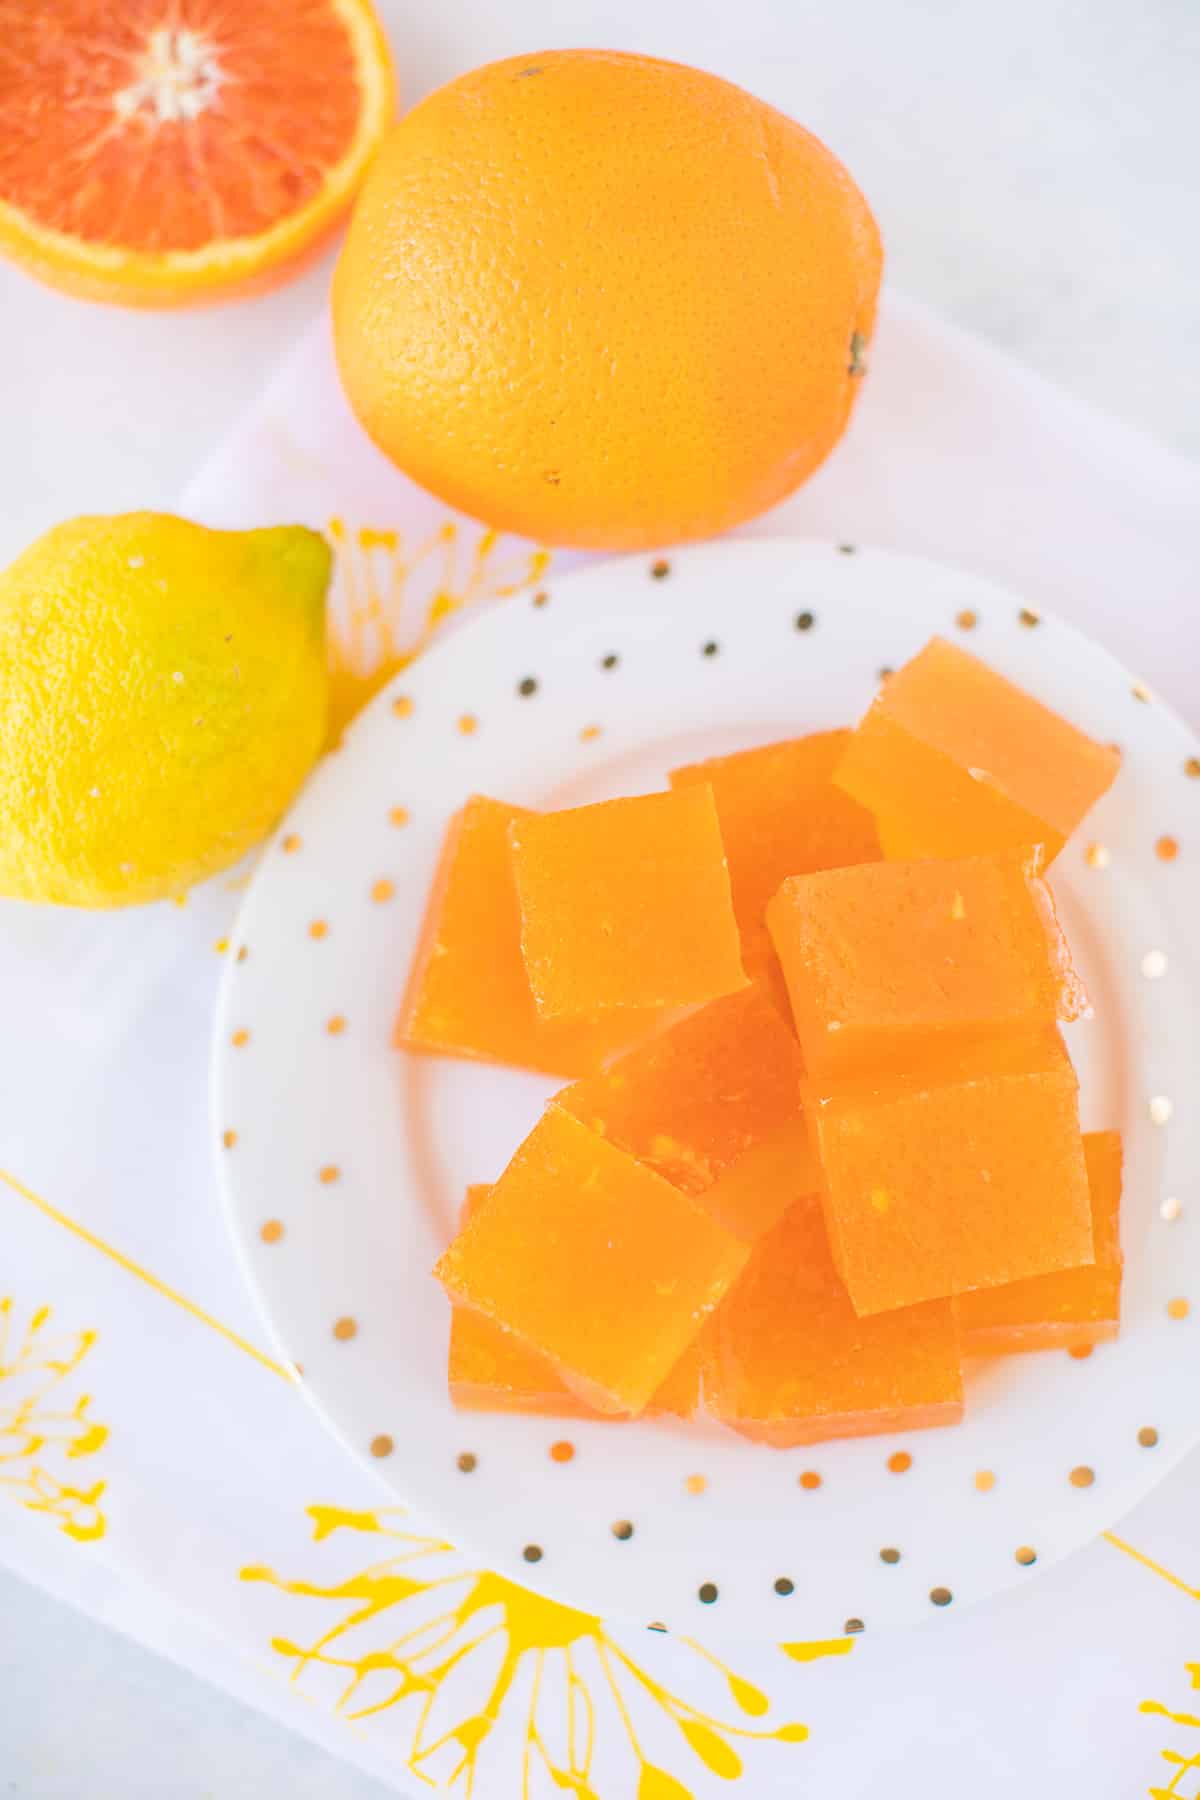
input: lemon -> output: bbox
[0,512,331,907]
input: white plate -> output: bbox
[213,539,1200,1646]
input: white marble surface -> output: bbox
[2,0,1197,1792]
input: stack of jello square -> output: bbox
[402,637,1123,1447]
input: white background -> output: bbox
[2,0,1197,1792]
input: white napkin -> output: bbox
[4,290,1200,1799]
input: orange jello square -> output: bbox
[767,847,1088,1078]
[559,984,814,1244]
[956,1130,1123,1354]
[806,1029,1094,1315]
[709,1193,963,1446]
[669,732,880,964]
[397,796,657,1077]
[435,1106,747,1416]
[834,638,1120,864]
[448,1186,702,1418]
[510,786,746,1019]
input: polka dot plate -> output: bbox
[214,539,1200,1646]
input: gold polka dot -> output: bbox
[1168,1296,1190,1321]
[1069,1344,1095,1360]
[457,713,478,736]
[1069,1464,1094,1487]
[1138,1426,1159,1448]
[326,1015,347,1036]
[309,920,329,940]
[222,1129,237,1150]
[955,609,978,630]
[685,1473,707,1495]
[319,1164,340,1185]
[260,1220,283,1244]
[282,833,301,853]
[880,1547,901,1565]
[1132,681,1151,703]
[332,1316,357,1341]
[1156,835,1180,862]
[214,938,229,954]
[1186,757,1200,779]
[650,559,671,580]
[1018,607,1041,628]
[371,879,395,903]
[532,591,550,609]
[929,1587,952,1607]
[974,1469,996,1492]
[612,1519,634,1540]
[1015,1545,1037,1566]
[1084,843,1111,870]
[236,945,249,963]
[370,1434,394,1459]
[392,695,414,718]
[580,724,603,743]
[231,1028,250,1048]
[887,1451,912,1474]
[798,1470,822,1491]
[457,1451,477,1473]
[389,806,410,828]
[550,1440,575,1463]
[844,1617,865,1634]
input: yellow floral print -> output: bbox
[0,1297,107,1542]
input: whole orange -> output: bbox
[333,50,882,550]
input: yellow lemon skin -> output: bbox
[0,513,331,907]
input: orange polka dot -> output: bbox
[955,609,977,630]
[282,833,301,853]
[1069,1344,1094,1360]
[319,1164,341,1185]
[887,1451,912,1474]
[389,806,410,828]
[974,1469,996,1492]
[392,695,414,718]
[457,714,478,735]
[222,1129,237,1149]
[213,938,229,954]
[549,1441,575,1463]
[371,879,395,903]
[798,1471,822,1491]
[370,1435,394,1458]
[309,920,329,940]
[1168,1297,1190,1321]
[333,1316,357,1341]
[236,945,249,963]
[580,724,603,743]
[685,1474,707,1495]
[260,1220,283,1244]
[231,1028,250,1048]
[326,1015,347,1036]
[1156,835,1180,862]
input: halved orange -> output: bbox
[0,0,395,307]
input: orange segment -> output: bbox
[0,0,394,306]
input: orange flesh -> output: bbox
[559,984,815,1243]
[767,847,1087,1077]
[834,638,1120,863]
[510,786,746,1018]
[396,796,660,1077]
[806,1029,1094,1315]
[956,1131,1123,1353]
[434,1107,748,1417]
[708,1191,963,1447]
[448,1186,702,1417]
[1,1,362,252]
[669,731,880,965]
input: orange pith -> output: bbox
[0,0,394,305]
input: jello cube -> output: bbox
[435,1106,747,1416]
[559,984,815,1242]
[767,847,1087,1077]
[448,1186,702,1417]
[510,786,746,1019]
[670,732,880,964]
[807,1029,1094,1315]
[956,1130,1123,1354]
[835,638,1120,863]
[397,796,658,1077]
[709,1193,963,1447]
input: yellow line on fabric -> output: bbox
[1104,1530,1200,1601]
[0,1167,293,1384]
